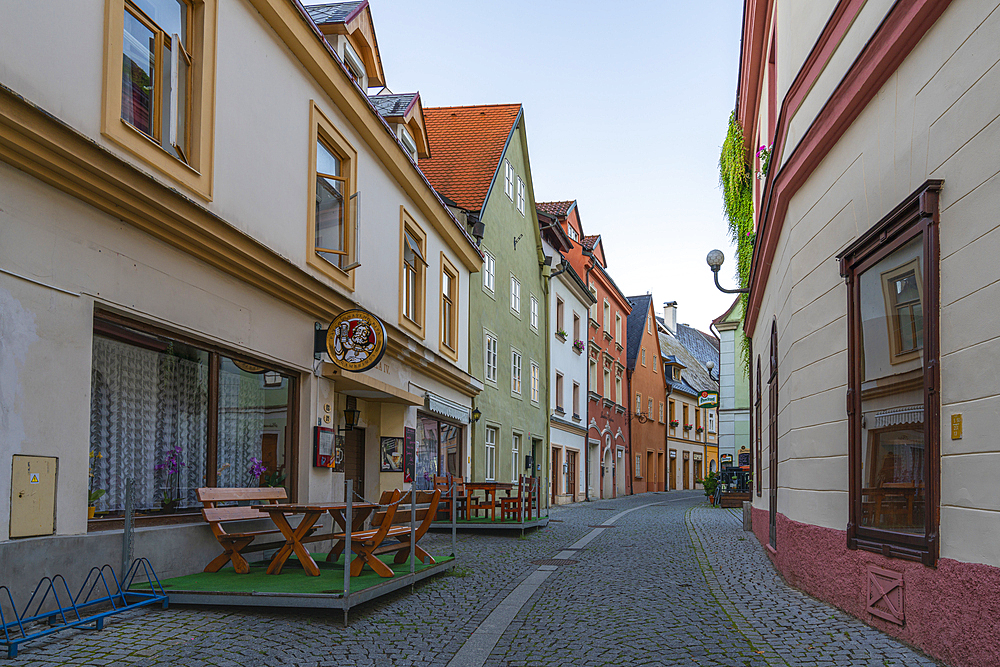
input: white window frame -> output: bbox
[615,314,622,345]
[530,295,539,330]
[510,276,521,315]
[636,393,642,414]
[603,368,611,401]
[485,426,497,481]
[504,160,514,200]
[708,410,716,433]
[516,177,525,215]
[511,348,522,395]
[484,331,498,384]
[568,226,578,242]
[635,454,642,478]
[511,432,521,483]
[615,375,622,405]
[483,249,495,293]
[530,362,540,403]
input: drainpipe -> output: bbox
[626,369,634,496]
[665,383,673,491]
[583,254,596,502]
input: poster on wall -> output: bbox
[380,437,403,472]
[403,427,416,483]
[314,426,335,468]
[333,435,345,472]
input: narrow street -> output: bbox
[15,494,938,667]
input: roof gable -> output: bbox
[419,104,521,212]
[625,295,653,370]
[367,92,430,158]
[306,1,385,87]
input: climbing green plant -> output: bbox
[719,111,755,373]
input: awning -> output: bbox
[873,405,924,429]
[424,393,470,423]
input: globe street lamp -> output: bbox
[706,250,749,294]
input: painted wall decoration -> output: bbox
[325,309,387,373]
[380,437,403,472]
[403,427,415,483]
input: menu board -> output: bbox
[380,437,403,472]
[403,427,416,483]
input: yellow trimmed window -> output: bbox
[399,210,427,337]
[440,255,458,359]
[104,0,218,198]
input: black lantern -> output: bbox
[471,407,482,423]
[341,407,361,432]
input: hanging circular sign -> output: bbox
[232,360,266,374]
[325,309,387,373]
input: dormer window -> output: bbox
[343,40,366,87]
[399,125,418,162]
[568,226,579,242]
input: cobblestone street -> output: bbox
[12,493,940,667]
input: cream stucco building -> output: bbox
[0,0,480,599]
[737,1,1000,665]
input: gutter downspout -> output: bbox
[665,382,673,491]
[626,369,634,496]
[583,255,596,502]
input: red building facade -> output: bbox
[539,201,632,498]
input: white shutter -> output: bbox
[168,34,180,149]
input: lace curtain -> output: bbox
[89,336,208,511]
[216,362,265,487]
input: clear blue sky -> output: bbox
[313,0,744,332]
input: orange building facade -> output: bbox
[625,295,668,493]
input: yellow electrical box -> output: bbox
[10,455,57,538]
[951,414,963,440]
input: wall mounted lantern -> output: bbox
[706,249,749,294]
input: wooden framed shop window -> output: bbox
[838,180,942,565]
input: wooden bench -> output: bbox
[328,489,440,577]
[196,487,309,574]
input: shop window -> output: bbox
[102,0,218,198]
[88,315,295,520]
[838,180,942,565]
[417,416,463,490]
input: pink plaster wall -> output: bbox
[750,506,1000,667]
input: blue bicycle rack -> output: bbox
[0,558,168,658]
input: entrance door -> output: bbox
[551,449,560,504]
[670,456,677,490]
[646,451,654,493]
[602,450,612,498]
[683,458,689,490]
[343,427,365,500]
[566,451,577,503]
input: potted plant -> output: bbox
[572,339,585,353]
[88,489,106,520]
[246,457,268,487]
[670,419,679,428]
[683,423,693,431]
[262,464,286,488]
[155,445,185,513]
[556,329,568,340]
[701,471,719,506]
[696,426,705,435]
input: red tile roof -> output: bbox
[536,200,574,217]
[419,104,522,212]
[581,235,600,250]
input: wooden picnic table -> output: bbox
[465,482,514,522]
[252,503,377,576]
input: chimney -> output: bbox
[663,301,677,334]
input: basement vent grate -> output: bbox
[530,559,578,566]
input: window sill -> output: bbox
[555,407,565,415]
[88,510,203,532]
[603,331,613,341]
[615,405,626,414]
[590,318,600,329]
[588,391,602,402]
[615,343,624,352]
[572,413,582,422]
[555,333,567,342]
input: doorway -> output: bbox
[657,452,665,491]
[551,448,561,504]
[683,457,689,490]
[602,449,612,498]
[646,451,654,493]
[343,427,365,500]
[669,454,677,490]
[566,450,577,503]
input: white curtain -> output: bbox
[89,336,208,511]
[216,364,265,487]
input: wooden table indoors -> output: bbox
[252,503,377,576]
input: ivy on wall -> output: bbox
[719,110,755,372]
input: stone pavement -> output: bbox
[8,492,942,666]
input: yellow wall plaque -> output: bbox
[325,309,388,373]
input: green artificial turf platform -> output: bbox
[153,553,453,597]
